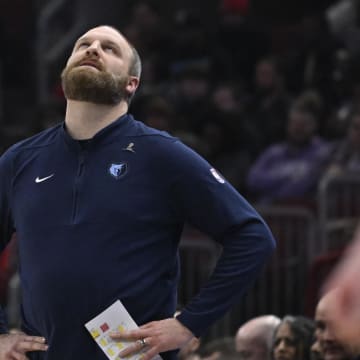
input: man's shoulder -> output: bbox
[6,124,62,156]
[130,118,177,143]
[128,119,206,165]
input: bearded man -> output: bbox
[0,25,275,360]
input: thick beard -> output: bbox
[61,65,129,105]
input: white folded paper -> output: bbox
[85,300,162,360]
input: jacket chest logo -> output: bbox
[109,162,128,180]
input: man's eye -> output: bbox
[78,42,89,49]
[104,45,115,53]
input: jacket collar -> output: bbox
[61,113,134,151]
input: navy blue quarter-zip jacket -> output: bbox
[0,114,275,359]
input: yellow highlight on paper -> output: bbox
[100,338,108,346]
[107,348,115,356]
[117,325,125,333]
[91,329,100,339]
[116,342,124,349]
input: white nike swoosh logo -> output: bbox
[35,174,54,183]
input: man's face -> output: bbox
[315,300,353,360]
[61,26,137,105]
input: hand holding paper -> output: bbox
[110,317,195,360]
[85,300,162,360]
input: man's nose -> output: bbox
[86,41,100,56]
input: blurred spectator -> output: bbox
[314,289,359,360]
[208,82,253,154]
[168,66,212,134]
[132,95,176,133]
[177,337,201,360]
[323,227,360,352]
[216,0,270,84]
[326,65,360,139]
[198,83,254,191]
[124,1,170,59]
[198,337,237,360]
[244,56,292,155]
[326,0,360,57]
[235,315,281,360]
[325,110,360,176]
[121,1,173,101]
[246,92,332,205]
[168,8,213,81]
[272,315,315,360]
[283,13,342,101]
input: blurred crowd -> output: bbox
[177,289,360,360]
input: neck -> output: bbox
[64,100,128,139]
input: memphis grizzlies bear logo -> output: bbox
[109,162,128,179]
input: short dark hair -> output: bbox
[128,45,142,79]
[108,25,142,104]
[107,25,142,79]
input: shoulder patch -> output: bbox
[210,168,225,184]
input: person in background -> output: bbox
[198,337,237,360]
[313,289,358,360]
[272,315,315,360]
[244,56,291,156]
[322,227,360,352]
[325,110,360,176]
[246,92,332,206]
[235,315,281,360]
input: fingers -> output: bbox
[0,334,48,360]
[117,338,149,358]
[117,337,161,360]
[142,344,160,360]
[109,329,155,359]
[23,335,47,344]
[12,353,29,360]
[18,337,48,352]
[110,328,148,341]
[111,318,194,360]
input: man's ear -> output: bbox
[126,76,140,97]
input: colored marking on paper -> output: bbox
[100,338,108,346]
[101,323,110,332]
[117,325,125,333]
[91,329,100,339]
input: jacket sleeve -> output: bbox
[0,150,16,333]
[167,141,276,337]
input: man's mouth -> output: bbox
[78,61,101,70]
[323,345,344,355]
